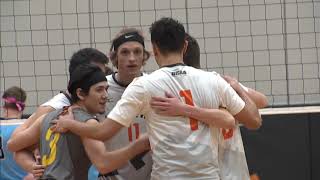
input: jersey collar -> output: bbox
[112,72,143,87]
[162,63,186,68]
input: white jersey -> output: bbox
[218,84,250,180]
[108,64,245,180]
[103,73,152,180]
[41,93,70,109]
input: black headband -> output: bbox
[112,32,145,51]
[68,70,107,94]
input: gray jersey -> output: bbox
[40,108,96,180]
[101,73,152,180]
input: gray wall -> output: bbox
[0,0,320,114]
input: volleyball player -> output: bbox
[95,27,153,179]
[10,48,109,173]
[151,33,267,180]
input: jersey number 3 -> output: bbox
[222,128,233,139]
[180,90,198,131]
[42,129,60,166]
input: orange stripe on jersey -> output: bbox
[180,90,198,131]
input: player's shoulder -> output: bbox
[187,68,222,78]
[41,109,64,126]
[106,73,117,88]
[72,108,97,123]
[41,92,70,108]
[45,108,63,119]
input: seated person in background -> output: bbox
[0,86,35,180]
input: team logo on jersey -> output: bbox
[171,70,187,76]
[136,114,146,119]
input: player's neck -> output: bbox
[158,53,184,67]
[72,103,91,114]
[116,71,141,86]
[3,108,22,119]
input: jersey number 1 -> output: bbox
[180,90,198,131]
[128,123,140,142]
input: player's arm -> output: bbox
[7,114,45,152]
[150,92,235,129]
[220,75,262,130]
[82,119,150,174]
[12,93,69,138]
[13,147,44,177]
[11,106,54,138]
[246,88,268,109]
[52,109,124,141]
[13,149,36,172]
[224,75,268,109]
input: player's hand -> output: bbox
[23,173,37,180]
[135,134,151,152]
[222,75,242,93]
[222,75,238,86]
[50,121,68,133]
[33,148,45,179]
[50,106,74,133]
[150,92,186,116]
[31,163,45,179]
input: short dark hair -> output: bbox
[184,33,200,68]
[68,64,107,103]
[2,86,27,111]
[149,17,186,55]
[69,48,108,75]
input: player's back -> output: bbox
[40,108,94,180]
[218,124,250,180]
[141,64,224,179]
[0,119,28,180]
[217,83,250,180]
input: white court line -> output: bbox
[260,106,320,115]
[0,119,25,125]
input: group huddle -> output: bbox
[5,17,267,180]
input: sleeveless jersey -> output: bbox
[0,119,28,180]
[108,64,245,180]
[40,92,99,179]
[40,108,96,180]
[99,73,152,180]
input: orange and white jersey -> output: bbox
[108,64,245,180]
[218,84,250,180]
[218,124,250,180]
[104,73,149,150]
[103,73,152,180]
